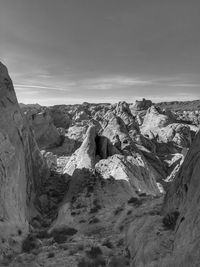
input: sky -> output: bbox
[0,0,200,105]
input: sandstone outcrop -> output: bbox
[63,125,119,175]
[141,105,173,133]
[64,125,97,175]
[131,98,152,113]
[115,101,140,134]
[73,110,89,123]
[0,62,48,256]
[102,111,137,156]
[27,110,62,149]
[49,106,71,129]
[127,130,200,267]
[96,154,162,196]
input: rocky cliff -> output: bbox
[0,62,48,257]
[127,129,200,267]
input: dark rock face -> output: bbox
[130,98,152,115]
[26,109,62,149]
[49,107,71,129]
[0,62,48,255]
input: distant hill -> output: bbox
[155,100,200,111]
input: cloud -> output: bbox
[14,84,72,92]
[167,83,200,87]
[78,76,154,90]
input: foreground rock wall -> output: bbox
[0,62,48,255]
[127,129,200,267]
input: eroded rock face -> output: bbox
[127,129,200,267]
[0,62,48,255]
[96,154,162,196]
[131,98,153,113]
[63,122,120,175]
[64,125,97,175]
[26,110,61,149]
[116,101,140,134]
[102,112,138,156]
[49,107,71,129]
[141,105,173,133]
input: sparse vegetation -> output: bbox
[127,210,132,215]
[127,197,143,206]
[22,234,40,252]
[114,206,123,215]
[47,252,55,258]
[102,239,113,249]
[162,211,180,230]
[78,246,105,267]
[50,226,77,243]
[89,217,100,224]
[86,246,102,258]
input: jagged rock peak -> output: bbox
[132,98,152,111]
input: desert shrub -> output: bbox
[18,229,22,236]
[127,197,142,206]
[51,226,77,236]
[53,234,67,244]
[149,210,160,216]
[78,256,106,267]
[51,226,77,243]
[86,246,102,258]
[87,185,94,193]
[89,217,100,224]
[22,234,39,252]
[102,239,113,249]
[90,205,101,213]
[114,206,123,215]
[138,192,147,197]
[116,238,124,247]
[79,219,86,223]
[47,252,55,258]
[108,256,129,267]
[162,211,180,230]
[77,243,84,251]
[119,225,124,231]
[78,246,105,267]
[90,199,102,213]
[36,230,50,239]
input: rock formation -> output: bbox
[26,110,62,149]
[131,98,153,113]
[127,129,200,267]
[0,62,48,257]
[49,106,71,129]
[141,105,173,133]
